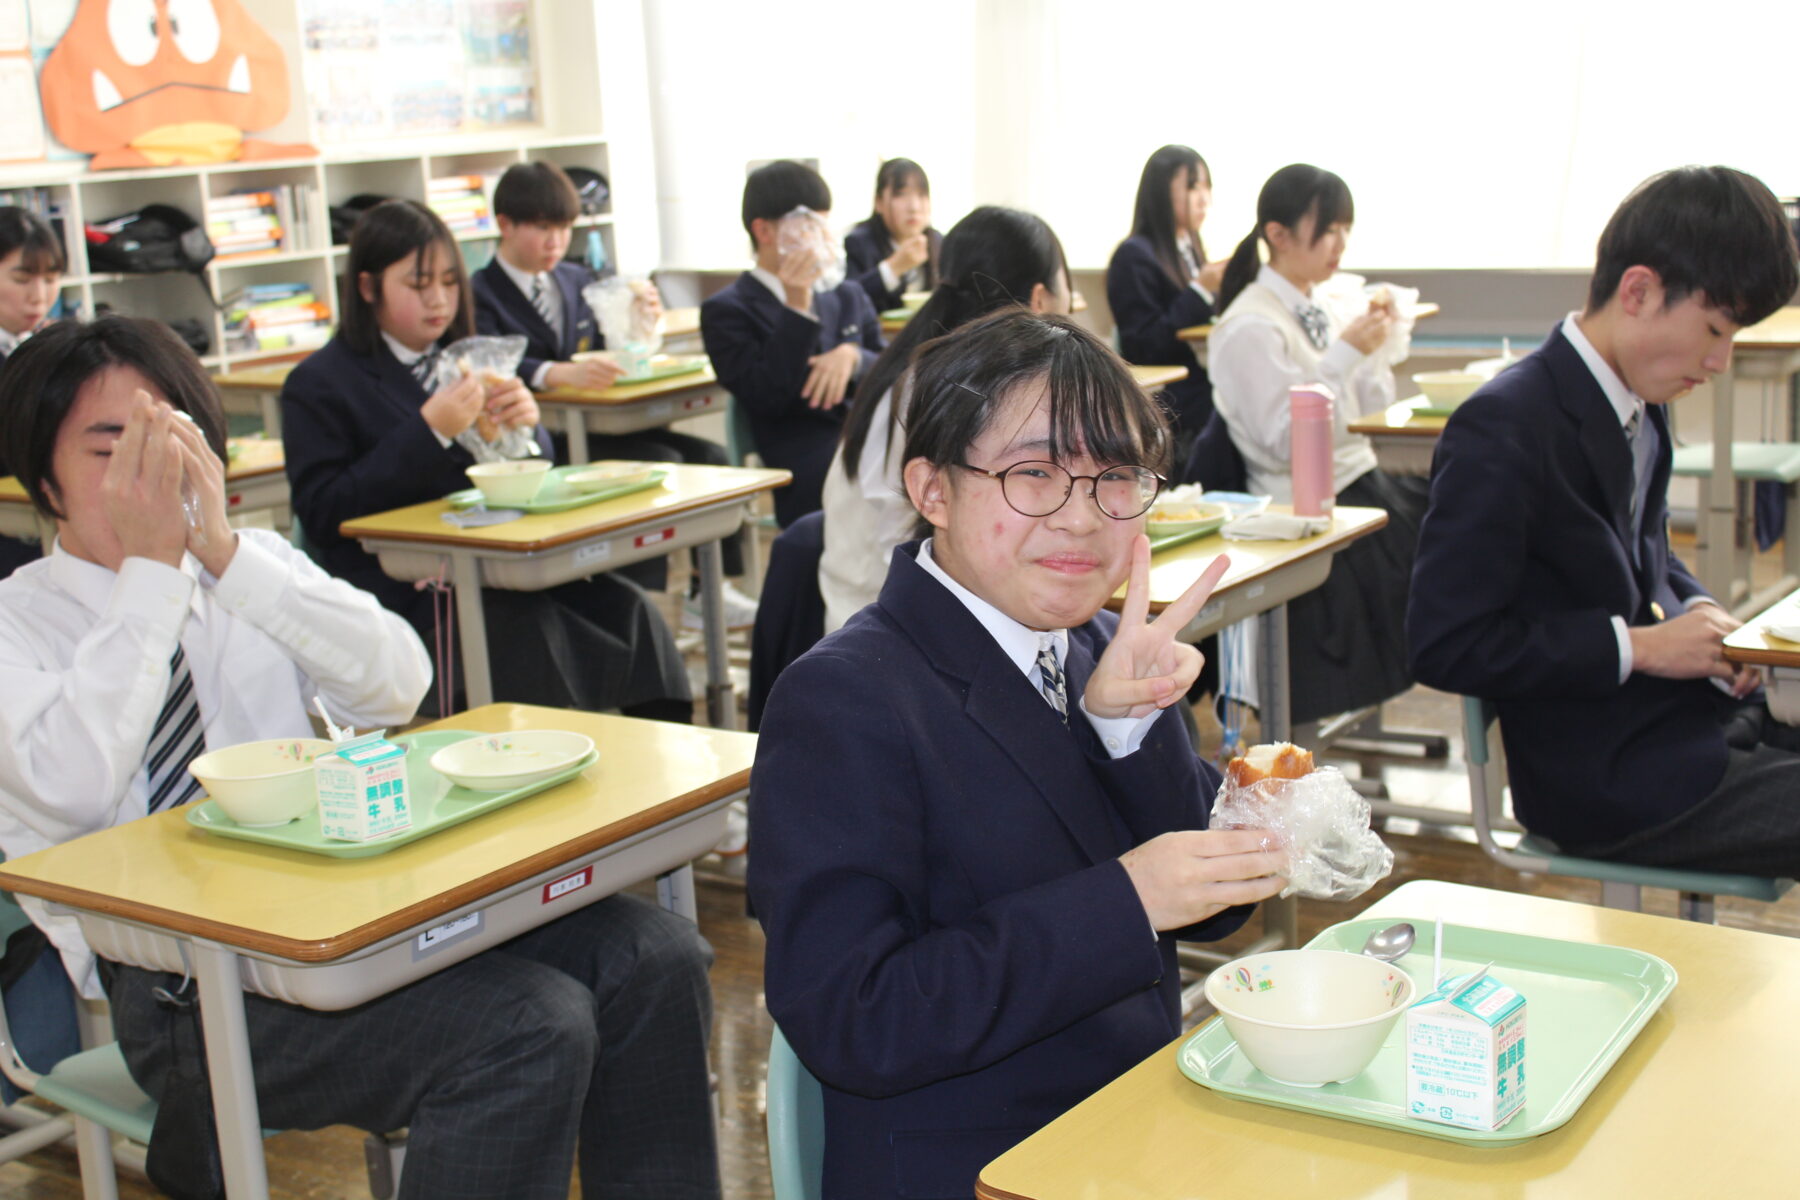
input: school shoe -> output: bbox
[681,581,759,631]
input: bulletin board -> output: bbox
[298,0,538,145]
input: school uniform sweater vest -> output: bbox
[1213,281,1379,501]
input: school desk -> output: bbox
[0,438,291,544]
[537,357,724,464]
[1723,584,1800,725]
[1109,504,1388,951]
[339,464,789,726]
[978,878,1789,1200]
[1697,307,1800,606]
[0,703,754,1200]
[1175,301,1441,346]
[1128,364,1190,390]
[662,305,703,353]
[1346,395,1445,476]
[878,292,1090,333]
[213,361,299,436]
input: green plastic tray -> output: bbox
[1412,406,1460,418]
[446,466,667,514]
[613,356,709,385]
[1177,916,1678,1147]
[1147,515,1227,555]
[185,731,600,858]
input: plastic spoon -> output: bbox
[1359,922,1416,963]
[312,695,349,743]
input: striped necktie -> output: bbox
[1295,301,1330,352]
[145,645,205,813]
[531,275,563,343]
[1035,637,1069,725]
[410,346,442,392]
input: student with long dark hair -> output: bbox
[843,158,943,313]
[0,206,69,577]
[820,204,1071,629]
[1106,145,1220,457]
[1209,163,1423,725]
[281,200,691,720]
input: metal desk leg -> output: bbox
[564,407,590,466]
[258,394,281,439]
[192,941,271,1200]
[1703,372,1737,598]
[697,538,735,729]
[657,863,699,922]
[449,553,494,710]
[1255,603,1299,949]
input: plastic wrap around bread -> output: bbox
[1211,743,1393,901]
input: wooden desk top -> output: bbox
[215,362,299,391]
[664,306,700,339]
[881,293,1088,332]
[1129,364,1190,390]
[0,705,755,962]
[1114,505,1388,613]
[978,879,1797,1200]
[1347,395,1448,439]
[339,463,787,553]
[1724,587,1800,667]
[541,356,719,405]
[2,439,284,506]
[1179,302,1440,344]
[1737,305,1800,350]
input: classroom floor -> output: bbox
[4,530,1798,1198]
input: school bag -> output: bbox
[84,204,215,275]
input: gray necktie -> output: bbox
[410,346,442,391]
[1626,405,1655,525]
[531,275,563,343]
[1295,301,1330,351]
[1035,637,1069,725]
[145,646,205,812]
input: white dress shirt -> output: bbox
[751,266,820,321]
[495,254,561,389]
[0,531,432,995]
[915,540,1157,757]
[819,386,917,631]
[1559,314,1714,684]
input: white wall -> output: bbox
[637,0,1800,272]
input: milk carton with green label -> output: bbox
[315,731,412,842]
[1404,967,1526,1130]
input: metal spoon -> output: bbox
[1360,922,1416,963]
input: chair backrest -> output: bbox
[748,510,827,731]
[766,1024,824,1200]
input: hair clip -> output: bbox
[952,381,988,400]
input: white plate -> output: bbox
[1766,621,1800,644]
[428,730,598,791]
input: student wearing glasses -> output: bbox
[750,309,1284,1200]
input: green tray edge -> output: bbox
[447,467,667,514]
[1175,916,1678,1147]
[1148,516,1228,555]
[185,731,600,858]
[613,358,708,385]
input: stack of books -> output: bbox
[223,282,332,354]
[426,174,496,237]
[207,184,319,260]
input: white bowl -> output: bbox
[1412,371,1485,408]
[1147,500,1228,536]
[428,730,597,791]
[465,460,551,507]
[188,738,336,826]
[1205,949,1415,1087]
[564,463,661,494]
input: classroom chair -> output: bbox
[1461,696,1793,922]
[1669,441,1800,618]
[766,1024,824,1200]
[723,395,773,590]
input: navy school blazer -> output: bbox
[749,542,1250,1200]
[470,258,602,385]
[844,216,943,313]
[700,273,882,525]
[279,334,552,630]
[1105,234,1214,431]
[1407,322,1730,851]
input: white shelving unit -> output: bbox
[0,0,656,375]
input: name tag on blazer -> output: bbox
[576,335,593,353]
[838,321,861,341]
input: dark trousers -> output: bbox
[106,895,721,1200]
[1574,703,1800,877]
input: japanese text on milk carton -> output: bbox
[316,731,412,842]
[1405,971,1526,1130]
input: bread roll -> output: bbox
[1224,742,1315,789]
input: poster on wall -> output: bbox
[300,0,537,145]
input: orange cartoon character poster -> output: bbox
[38,0,317,168]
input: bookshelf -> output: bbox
[0,1,651,374]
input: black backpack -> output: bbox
[85,204,214,275]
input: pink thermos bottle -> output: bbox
[1290,383,1335,517]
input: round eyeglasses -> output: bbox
[955,460,1166,520]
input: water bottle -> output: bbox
[585,230,609,275]
[1290,383,1335,517]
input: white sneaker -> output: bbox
[682,581,759,631]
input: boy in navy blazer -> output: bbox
[472,162,750,617]
[750,311,1283,1200]
[701,161,883,527]
[1409,166,1800,874]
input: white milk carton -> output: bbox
[1404,969,1526,1130]
[316,731,413,842]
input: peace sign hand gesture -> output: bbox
[1084,535,1230,720]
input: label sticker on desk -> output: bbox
[542,866,593,905]
[682,393,714,411]
[634,527,675,549]
[413,911,483,960]
[226,492,244,509]
[648,401,674,417]
[1197,600,1222,624]
[574,541,613,569]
